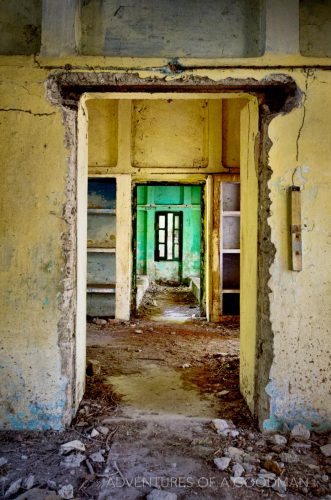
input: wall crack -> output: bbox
[0,108,56,117]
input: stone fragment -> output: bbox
[47,481,57,490]
[90,429,100,438]
[97,426,109,435]
[320,443,331,457]
[0,457,8,467]
[226,447,246,462]
[58,484,74,499]
[181,363,190,369]
[89,451,105,463]
[146,490,177,500]
[22,474,35,490]
[272,478,287,494]
[291,423,310,441]
[59,440,85,455]
[92,318,107,325]
[60,453,86,468]
[212,419,238,437]
[230,477,247,486]
[232,463,245,477]
[280,451,299,463]
[134,329,143,334]
[291,441,311,449]
[217,390,230,397]
[4,478,22,498]
[214,457,231,471]
[268,434,287,446]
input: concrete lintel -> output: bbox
[41,0,81,56]
[265,0,299,55]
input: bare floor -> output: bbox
[0,292,330,498]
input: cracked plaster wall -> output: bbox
[0,59,330,431]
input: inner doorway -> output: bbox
[134,183,203,322]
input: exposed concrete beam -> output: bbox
[265,0,300,54]
[41,0,81,56]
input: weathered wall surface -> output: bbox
[0,56,330,431]
[0,0,41,55]
[300,0,331,57]
[0,63,73,429]
[80,0,263,57]
[265,69,331,430]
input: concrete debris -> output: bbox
[92,318,107,325]
[279,451,299,463]
[291,441,311,449]
[226,446,246,462]
[268,434,287,446]
[22,474,35,490]
[58,484,74,499]
[134,329,143,334]
[212,419,239,437]
[60,453,86,468]
[90,428,100,438]
[0,456,8,467]
[59,440,86,455]
[97,426,109,435]
[291,423,310,441]
[181,363,191,368]
[89,450,105,463]
[47,481,57,490]
[232,463,245,477]
[230,476,247,487]
[4,478,22,498]
[217,390,230,396]
[147,491,177,500]
[320,443,331,457]
[214,457,231,471]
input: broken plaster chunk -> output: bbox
[212,419,237,437]
[226,447,246,463]
[268,434,287,446]
[320,443,331,457]
[22,474,35,490]
[232,463,245,477]
[58,484,74,499]
[214,457,231,471]
[90,429,100,438]
[147,490,177,500]
[217,390,230,397]
[60,453,86,468]
[134,329,143,334]
[89,451,105,463]
[291,423,310,441]
[181,363,191,369]
[97,425,109,435]
[60,440,86,455]
[92,317,107,325]
[4,478,22,498]
[279,451,299,464]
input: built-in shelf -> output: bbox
[87,284,116,294]
[222,249,240,254]
[87,247,116,253]
[223,289,240,294]
[223,211,240,217]
[88,208,116,214]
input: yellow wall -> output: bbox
[0,56,331,431]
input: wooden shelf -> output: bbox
[223,289,240,294]
[88,208,116,214]
[222,249,240,254]
[87,247,116,253]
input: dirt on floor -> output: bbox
[0,315,330,499]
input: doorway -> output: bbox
[133,183,203,322]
